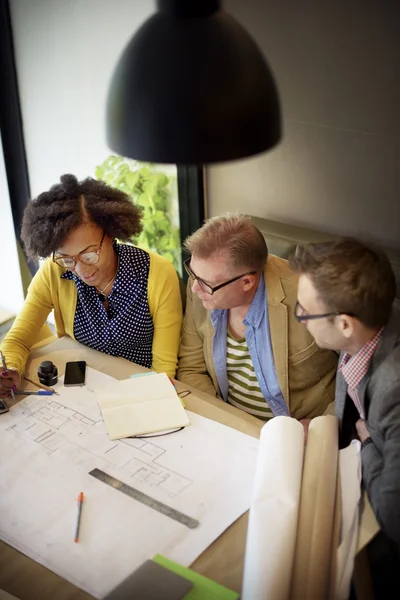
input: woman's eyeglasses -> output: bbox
[184,258,257,296]
[53,231,105,269]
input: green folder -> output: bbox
[153,554,239,600]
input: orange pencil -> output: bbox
[74,492,84,543]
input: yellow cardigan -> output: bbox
[1,249,182,378]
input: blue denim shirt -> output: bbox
[210,274,288,417]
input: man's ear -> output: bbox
[242,274,257,291]
[337,314,357,339]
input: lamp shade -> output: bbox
[106,0,281,164]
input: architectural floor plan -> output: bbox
[0,368,259,598]
[8,394,193,499]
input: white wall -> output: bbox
[10,0,154,196]
[0,132,24,313]
[207,0,400,248]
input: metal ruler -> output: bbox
[89,468,199,529]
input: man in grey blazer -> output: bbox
[290,238,400,596]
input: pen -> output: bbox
[74,492,84,543]
[14,390,54,396]
[0,351,15,402]
[24,376,59,395]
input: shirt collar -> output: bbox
[243,273,265,328]
[339,327,384,389]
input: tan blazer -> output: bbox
[177,254,338,420]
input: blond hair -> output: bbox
[289,238,396,328]
[184,214,268,272]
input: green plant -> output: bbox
[95,156,181,272]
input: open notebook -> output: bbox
[94,373,190,440]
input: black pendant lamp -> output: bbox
[106,0,281,164]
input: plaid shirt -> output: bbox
[338,328,383,419]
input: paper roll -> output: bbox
[242,416,305,600]
[290,415,338,600]
[335,440,362,600]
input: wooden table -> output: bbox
[0,337,264,600]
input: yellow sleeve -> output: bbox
[147,252,183,378]
[0,261,54,375]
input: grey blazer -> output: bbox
[336,301,400,545]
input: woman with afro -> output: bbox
[0,174,182,398]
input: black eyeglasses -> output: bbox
[294,300,354,322]
[53,231,105,268]
[184,258,257,296]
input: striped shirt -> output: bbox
[226,330,274,420]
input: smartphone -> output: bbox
[64,361,87,387]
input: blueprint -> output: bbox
[0,368,259,598]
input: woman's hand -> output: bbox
[0,369,21,399]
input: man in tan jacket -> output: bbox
[177,214,338,429]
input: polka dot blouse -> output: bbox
[61,242,154,368]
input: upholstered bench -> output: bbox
[250,215,400,296]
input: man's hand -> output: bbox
[300,418,312,444]
[355,418,371,443]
